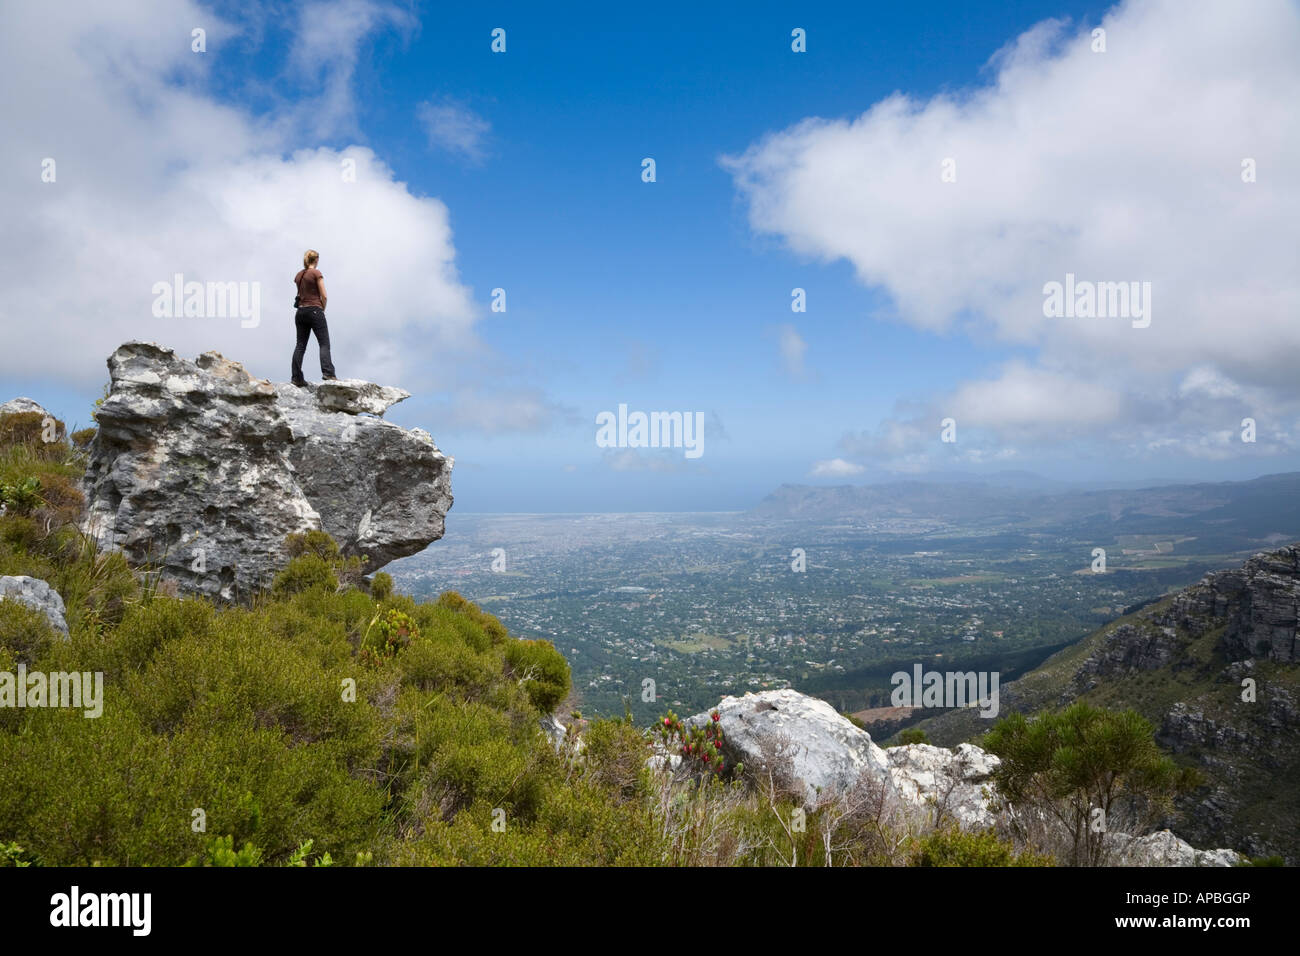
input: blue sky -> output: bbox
[3,0,1298,511]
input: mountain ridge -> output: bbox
[908,544,1300,863]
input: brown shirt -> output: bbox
[294,268,324,309]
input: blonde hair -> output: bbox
[303,249,319,268]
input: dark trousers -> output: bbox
[291,307,335,382]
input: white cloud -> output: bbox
[776,323,807,378]
[947,363,1123,430]
[809,458,864,478]
[289,0,417,138]
[417,97,491,163]
[0,0,477,393]
[725,0,1300,464]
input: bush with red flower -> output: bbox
[655,709,741,779]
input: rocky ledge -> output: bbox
[82,342,452,601]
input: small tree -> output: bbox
[982,702,1199,866]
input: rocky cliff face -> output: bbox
[915,544,1300,863]
[1169,547,1300,663]
[82,342,452,601]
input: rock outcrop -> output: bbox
[0,398,53,418]
[0,575,69,637]
[1172,546,1300,663]
[82,342,452,601]
[686,688,897,806]
[539,713,568,751]
[682,690,1001,829]
[673,688,1240,865]
[884,742,1001,830]
[1109,829,1245,868]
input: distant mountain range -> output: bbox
[752,472,1300,552]
[850,469,1196,492]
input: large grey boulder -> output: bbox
[0,575,69,637]
[0,398,53,418]
[685,689,897,806]
[82,342,452,601]
[685,691,1001,825]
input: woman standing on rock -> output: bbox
[291,249,337,386]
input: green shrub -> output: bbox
[898,727,931,746]
[285,530,341,562]
[0,840,39,867]
[911,827,1053,867]
[0,411,63,449]
[75,595,215,678]
[0,475,42,514]
[271,553,338,597]
[0,599,59,666]
[359,608,419,666]
[503,638,570,713]
[398,634,499,696]
[370,572,393,601]
[583,718,651,801]
[188,835,263,867]
[399,695,547,823]
[434,591,509,645]
[285,838,334,867]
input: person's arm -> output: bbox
[317,276,327,309]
